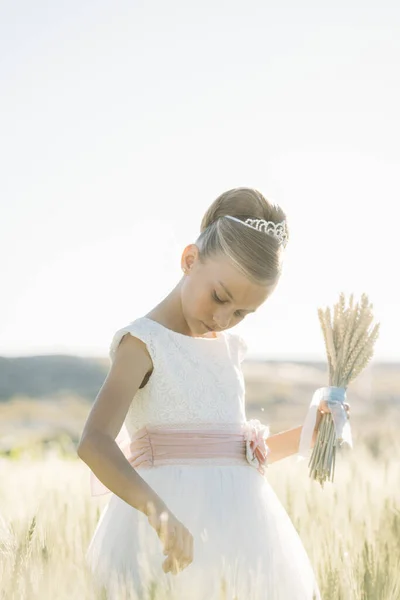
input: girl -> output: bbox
[78,187,349,600]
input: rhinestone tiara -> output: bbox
[224,215,288,248]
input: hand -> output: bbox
[314,399,351,434]
[145,501,194,575]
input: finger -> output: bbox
[171,554,181,575]
[163,532,194,574]
[162,550,179,575]
[172,528,188,574]
[163,531,183,574]
[172,526,184,562]
[181,531,194,568]
[319,400,329,414]
[162,554,172,573]
[181,531,194,569]
[162,548,178,574]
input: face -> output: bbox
[180,245,273,335]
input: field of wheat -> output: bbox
[1,418,399,600]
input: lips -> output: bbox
[204,322,223,333]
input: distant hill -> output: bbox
[0,355,109,402]
[0,354,398,407]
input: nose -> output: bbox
[213,311,232,330]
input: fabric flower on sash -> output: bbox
[243,419,271,475]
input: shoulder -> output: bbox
[109,318,156,371]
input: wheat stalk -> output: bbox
[308,293,380,486]
[348,323,380,383]
[318,308,335,382]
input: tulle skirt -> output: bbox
[85,463,321,600]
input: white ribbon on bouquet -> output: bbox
[297,386,353,462]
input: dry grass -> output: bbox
[0,423,399,600]
[1,360,399,599]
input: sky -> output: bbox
[1,1,399,362]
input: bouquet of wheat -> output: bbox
[298,292,380,487]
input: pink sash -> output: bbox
[90,421,270,496]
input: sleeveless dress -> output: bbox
[85,317,321,600]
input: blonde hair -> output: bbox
[196,187,289,286]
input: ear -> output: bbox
[181,244,199,272]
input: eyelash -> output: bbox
[212,292,244,318]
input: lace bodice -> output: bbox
[109,317,249,439]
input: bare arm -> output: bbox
[78,430,166,514]
[77,333,166,516]
[267,425,317,464]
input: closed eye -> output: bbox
[212,291,244,318]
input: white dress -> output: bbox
[85,317,321,600]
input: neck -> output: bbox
[145,277,196,336]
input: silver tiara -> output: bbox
[224,215,288,248]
